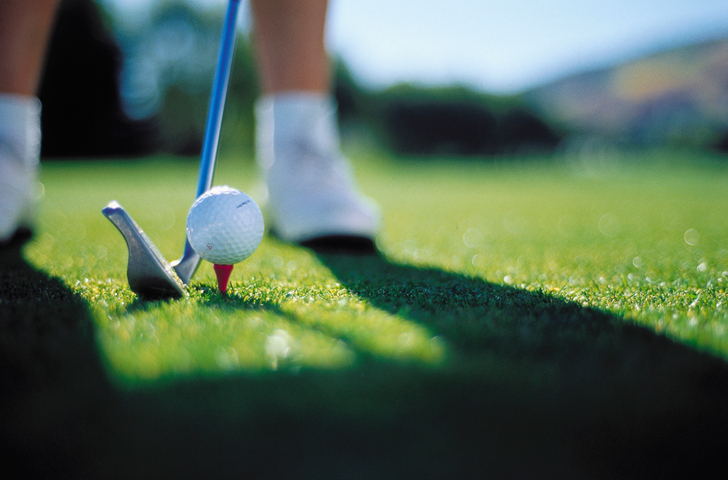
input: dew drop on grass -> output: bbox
[598,213,620,237]
[462,228,483,248]
[471,254,485,268]
[215,347,239,371]
[266,329,293,370]
[684,228,700,246]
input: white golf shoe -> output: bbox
[264,142,379,247]
[256,94,379,251]
[0,95,41,246]
[0,146,37,245]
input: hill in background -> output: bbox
[524,36,728,151]
[347,35,728,157]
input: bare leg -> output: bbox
[249,0,379,247]
[0,0,60,243]
[250,0,330,94]
[0,0,60,96]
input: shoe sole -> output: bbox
[0,227,33,266]
[0,226,33,249]
[299,235,378,255]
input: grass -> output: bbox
[2,147,728,478]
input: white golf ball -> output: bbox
[186,186,264,265]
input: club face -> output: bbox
[102,201,186,300]
[170,243,201,286]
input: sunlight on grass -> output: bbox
[84,273,448,383]
[360,150,728,356]
[59,227,448,383]
[24,149,728,383]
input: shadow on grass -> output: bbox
[308,251,728,478]
[3,244,728,479]
[0,246,164,478]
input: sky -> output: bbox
[104,0,728,93]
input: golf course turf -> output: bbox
[2,148,728,478]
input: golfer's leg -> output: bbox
[0,0,60,95]
[250,0,330,94]
[250,0,379,249]
[0,0,60,243]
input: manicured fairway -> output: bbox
[2,149,728,478]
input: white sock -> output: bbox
[0,94,42,164]
[253,92,379,242]
[255,92,341,174]
[0,94,42,241]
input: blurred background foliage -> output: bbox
[38,0,728,160]
[40,0,259,157]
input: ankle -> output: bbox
[0,93,42,168]
[255,92,341,173]
[0,94,42,242]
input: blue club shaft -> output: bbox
[175,0,241,281]
[196,0,241,197]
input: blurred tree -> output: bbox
[39,0,260,158]
[356,84,563,158]
[118,0,258,156]
[498,108,562,155]
[39,0,156,158]
[384,101,499,156]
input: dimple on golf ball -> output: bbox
[186,186,264,265]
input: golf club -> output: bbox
[102,201,186,299]
[103,0,242,299]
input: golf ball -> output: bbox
[186,186,264,265]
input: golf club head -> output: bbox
[102,201,186,300]
[170,242,200,286]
